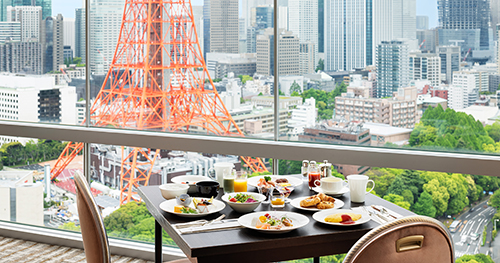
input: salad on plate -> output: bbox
[228,193,258,203]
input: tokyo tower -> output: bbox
[51,0,267,204]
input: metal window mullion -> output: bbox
[273,0,279,175]
[84,0,91,183]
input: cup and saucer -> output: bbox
[312,177,349,197]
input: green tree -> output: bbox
[401,189,414,205]
[73,57,82,65]
[490,189,500,208]
[278,160,302,175]
[59,222,81,231]
[316,58,324,72]
[290,81,301,94]
[423,179,450,216]
[412,191,436,217]
[456,254,494,263]
[485,122,500,142]
[383,194,411,210]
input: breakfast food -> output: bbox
[299,194,336,209]
[317,201,335,209]
[253,213,293,230]
[193,197,214,213]
[325,213,362,224]
[228,193,258,203]
[300,196,321,207]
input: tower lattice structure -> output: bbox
[51,0,267,204]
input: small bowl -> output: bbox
[176,194,192,206]
[171,175,213,193]
[196,181,220,198]
[159,183,189,200]
[221,192,265,213]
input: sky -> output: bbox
[54,0,438,28]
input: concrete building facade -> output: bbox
[0,40,42,74]
[42,14,64,73]
[209,0,238,54]
[409,51,441,87]
[0,21,20,44]
[376,41,410,98]
[7,5,42,42]
[256,28,299,76]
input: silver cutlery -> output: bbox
[371,205,398,220]
[203,214,225,226]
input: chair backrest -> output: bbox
[343,216,454,263]
[74,171,111,263]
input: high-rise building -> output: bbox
[7,5,42,42]
[63,17,74,55]
[448,71,482,109]
[42,14,63,73]
[1,0,51,21]
[209,0,238,54]
[318,0,323,53]
[300,41,315,74]
[0,21,20,43]
[89,0,125,75]
[493,1,500,40]
[416,16,429,30]
[376,41,410,98]
[409,51,441,87]
[278,6,288,30]
[289,0,318,57]
[63,45,72,61]
[416,29,438,53]
[325,0,372,71]
[256,28,299,76]
[0,39,42,74]
[75,8,85,63]
[438,0,491,50]
[203,0,210,59]
[246,27,257,53]
[372,0,416,61]
[255,5,273,30]
[437,45,461,84]
[498,25,500,74]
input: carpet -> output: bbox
[0,236,154,263]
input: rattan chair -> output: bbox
[74,171,111,263]
[343,215,454,263]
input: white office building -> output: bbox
[376,41,410,98]
[63,17,75,53]
[0,21,20,44]
[287,97,317,139]
[89,0,125,75]
[448,72,479,110]
[372,0,417,61]
[289,0,318,58]
[325,0,370,71]
[7,6,42,42]
[409,51,441,87]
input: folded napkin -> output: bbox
[174,220,243,234]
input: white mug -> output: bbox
[314,177,345,193]
[347,174,375,203]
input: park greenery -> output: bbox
[0,140,67,167]
[238,74,253,84]
[456,254,494,263]
[291,82,347,120]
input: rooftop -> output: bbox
[363,122,413,136]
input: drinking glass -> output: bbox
[270,192,286,208]
[223,169,235,193]
[234,171,248,192]
[258,185,274,204]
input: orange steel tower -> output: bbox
[51,0,267,204]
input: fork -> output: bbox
[363,206,388,224]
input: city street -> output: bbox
[451,201,496,259]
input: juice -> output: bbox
[308,172,321,188]
[223,177,235,193]
[234,179,247,192]
[271,198,284,206]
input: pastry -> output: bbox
[300,196,321,207]
[317,192,336,202]
[325,213,362,223]
[317,201,335,209]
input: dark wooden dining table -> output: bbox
[138,177,415,263]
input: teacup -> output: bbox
[314,177,345,193]
[196,181,220,198]
[347,174,375,203]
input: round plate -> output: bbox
[238,211,309,234]
[312,209,371,226]
[290,196,344,211]
[312,186,349,197]
[221,192,265,213]
[247,175,302,188]
[159,198,226,218]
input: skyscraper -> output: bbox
[437,45,461,84]
[376,41,410,98]
[289,0,318,57]
[7,5,42,42]
[89,0,125,75]
[63,17,74,55]
[372,0,416,62]
[203,0,210,59]
[325,0,372,71]
[318,0,323,53]
[209,0,238,54]
[438,0,491,50]
[74,8,85,63]
[1,0,51,21]
[0,39,42,74]
[257,28,299,76]
[300,41,315,74]
[492,0,500,40]
[0,21,20,44]
[416,16,429,30]
[42,14,64,73]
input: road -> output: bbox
[451,201,496,259]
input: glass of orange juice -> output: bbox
[234,171,248,192]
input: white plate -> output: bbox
[312,209,371,226]
[159,198,226,218]
[290,196,344,212]
[238,211,309,234]
[247,175,302,188]
[312,186,349,197]
[171,175,214,193]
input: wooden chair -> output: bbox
[74,171,111,263]
[343,215,454,263]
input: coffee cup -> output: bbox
[196,181,220,198]
[314,177,345,193]
[347,174,375,203]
